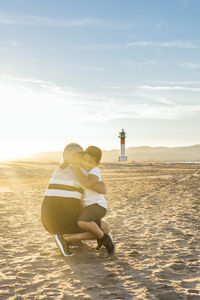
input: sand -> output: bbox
[0,161,200,299]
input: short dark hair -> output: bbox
[85,146,102,164]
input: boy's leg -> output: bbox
[63,231,95,242]
[101,220,109,234]
[78,205,115,255]
[96,220,112,250]
[63,220,109,240]
[63,220,109,244]
[78,220,104,239]
[78,204,106,238]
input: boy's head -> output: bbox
[83,146,102,171]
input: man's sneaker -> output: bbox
[54,234,74,257]
[101,233,115,255]
[96,234,114,250]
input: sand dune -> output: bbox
[0,161,200,299]
[23,144,200,162]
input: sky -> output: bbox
[0,0,200,160]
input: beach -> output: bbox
[0,161,200,299]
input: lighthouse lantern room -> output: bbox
[118,129,127,162]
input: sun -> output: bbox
[0,148,33,162]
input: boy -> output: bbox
[70,146,115,255]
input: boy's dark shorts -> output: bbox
[78,204,107,228]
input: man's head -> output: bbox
[62,143,83,164]
[82,146,102,171]
[72,152,85,166]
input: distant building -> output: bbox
[118,129,127,162]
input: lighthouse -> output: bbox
[118,129,127,162]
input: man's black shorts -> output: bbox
[78,204,107,228]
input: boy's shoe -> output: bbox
[54,234,74,257]
[101,233,115,255]
[96,238,103,250]
[96,234,114,250]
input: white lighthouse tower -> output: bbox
[118,129,127,162]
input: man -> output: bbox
[41,143,114,256]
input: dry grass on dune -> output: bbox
[0,161,200,299]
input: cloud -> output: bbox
[138,85,200,92]
[181,0,190,8]
[180,62,200,69]
[10,41,17,46]
[0,14,129,29]
[154,80,200,85]
[120,59,158,66]
[0,40,18,48]
[71,66,104,71]
[1,74,200,123]
[78,40,199,51]
[154,22,166,33]
[180,0,199,9]
[154,22,164,30]
[105,86,135,89]
[1,74,52,84]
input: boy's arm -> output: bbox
[91,181,106,194]
[70,165,98,188]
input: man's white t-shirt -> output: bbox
[82,167,107,209]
